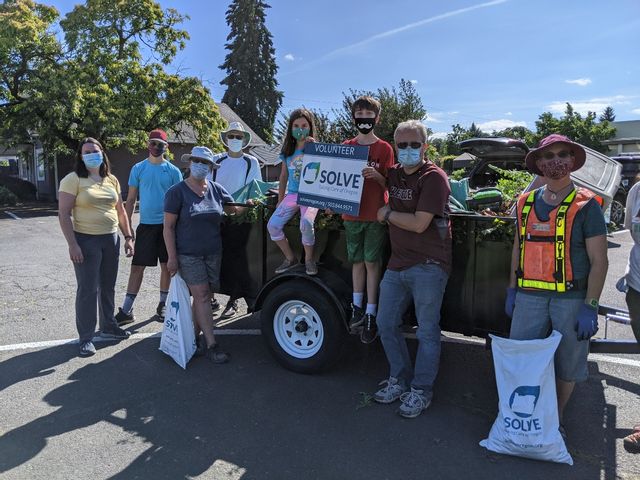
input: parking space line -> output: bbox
[4,211,21,220]
[0,329,261,352]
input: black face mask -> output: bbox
[354,117,375,135]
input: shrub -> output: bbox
[0,185,18,206]
[0,174,37,200]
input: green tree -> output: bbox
[0,0,226,156]
[491,126,536,146]
[533,103,616,152]
[274,108,343,145]
[599,106,616,122]
[219,0,283,144]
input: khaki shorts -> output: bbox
[178,253,221,291]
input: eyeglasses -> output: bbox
[540,150,572,161]
[396,142,423,150]
[226,134,244,140]
[191,158,211,165]
[149,140,165,147]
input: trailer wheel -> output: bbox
[261,281,345,373]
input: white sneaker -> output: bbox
[373,377,406,404]
[398,387,431,418]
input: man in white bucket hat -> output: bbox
[207,121,263,319]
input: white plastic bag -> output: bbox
[480,330,573,465]
[159,273,196,369]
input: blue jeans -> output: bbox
[377,263,449,391]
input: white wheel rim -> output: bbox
[273,300,324,359]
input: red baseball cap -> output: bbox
[148,129,168,144]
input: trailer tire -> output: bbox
[261,281,345,373]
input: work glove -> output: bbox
[615,276,628,293]
[576,304,599,341]
[504,287,516,318]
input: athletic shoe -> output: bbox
[99,326,131,340]
[360,313,377,344]
[349,304,365,329]
[156,301,166,322]
[210,297,221,313]
[398,387,431,419]
[79,341,96,357]
[115,308,134,326]
[206,344,230,364]
[624,430,640,453]
[305,260,318,276]
[275,258,296,274]
[373,377,406,404]
[219,300,238,320]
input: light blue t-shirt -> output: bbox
[280,149,305,194]
[128,159,182,224]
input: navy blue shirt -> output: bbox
[164,180,233,256]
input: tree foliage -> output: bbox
[219,0,283,144]
[599,106,616,122]
[0,0,226,157]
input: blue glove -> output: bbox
[576,304,599,341]
[505,287,516,318]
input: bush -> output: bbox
[0,185,18,206]
[0,174,37,200]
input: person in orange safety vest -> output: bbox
[505,134,609,441]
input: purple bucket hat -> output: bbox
[524,134,586,176]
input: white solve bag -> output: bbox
[480,330,573,465]
[159,273,197,369]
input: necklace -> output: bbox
[545,183,573,201]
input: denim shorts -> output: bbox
[178,253,221,291]
[510,291,589,383]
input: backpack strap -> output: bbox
[212,154,252,184]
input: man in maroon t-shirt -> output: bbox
[372,120,452,419]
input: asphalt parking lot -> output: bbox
[0,205,639,480]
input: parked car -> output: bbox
[610,153,640,225]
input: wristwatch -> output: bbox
[124,235,134,241]
[384,209,392,223]
[585,298,599,310]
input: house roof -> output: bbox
[250,144,282,166]
[602,120,640,144]
[166,103,268,147]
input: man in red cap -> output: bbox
[504,134,609,440]
[116,129,183,324]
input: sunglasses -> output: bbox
[396,142,423,150]
[191,157,211,165]
[149,140,166,147]
[539,150,572,161]
[226,134,244,140]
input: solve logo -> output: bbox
[504,385,543,432]
[303,162,321,184]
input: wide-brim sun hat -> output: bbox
[220,121,251,149]
[524,134,586,176]
[180,146,219,168]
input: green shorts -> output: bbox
[344,220,387,263]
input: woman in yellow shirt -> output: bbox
[58,137,135,357]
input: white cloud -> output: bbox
[429,131,449,140]
[425,112,443,123]
[505,111,513,116]
[546,95,635,115]
[632,108,640,115]
[476,119,527,132]
[565,78,592,87]
[284,53,295,61]
[410,79,418,84]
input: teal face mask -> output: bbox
[292,127,309,140]
[397,147,422,167]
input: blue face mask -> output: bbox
[397,147,423,167]
[82,152,103,169]
[292,127,309,140]
[190,162,210,179]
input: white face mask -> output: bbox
[227,138,244,153]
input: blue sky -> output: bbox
[48,0,640,139]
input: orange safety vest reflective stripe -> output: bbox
[516,187,598,292]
